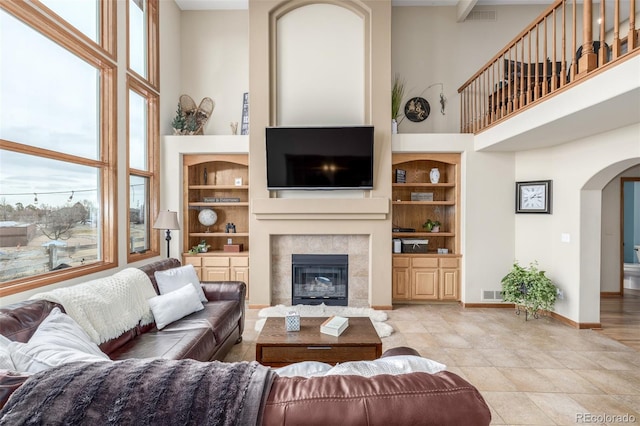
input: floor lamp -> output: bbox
[153,210,180,258]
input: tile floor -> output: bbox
[224,304,640,425]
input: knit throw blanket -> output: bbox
[31,268,157,344]
[0,359,276,426]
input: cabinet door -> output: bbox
[412,268,439,300]
[232,266,250,299]
[439,268,459,300]
[204,267,230,282]
[392,266,411,300]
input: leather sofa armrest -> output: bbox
[201,281,246,337]
[263,371,491,426]
[381,346,421,358]
[0,370,30,410]
[201,281,246,302]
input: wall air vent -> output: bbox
[482,290,503,301]
[465,10,497,22]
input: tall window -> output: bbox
[127,0,159,262]
[0,0,158,295]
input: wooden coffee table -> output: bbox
[255,317,382,367]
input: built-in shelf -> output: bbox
[392,201,456,206]
[189,185,249,190]
[189,202,250,207]
[189,232,250,237]
[392,232,455,238]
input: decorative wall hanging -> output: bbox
[404,97,430,122]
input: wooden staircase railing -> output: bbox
[458,0,639,134]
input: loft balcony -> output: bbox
[458,0,640,151]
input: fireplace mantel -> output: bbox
[252,197,389,220]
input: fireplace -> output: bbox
[292,254,348,306]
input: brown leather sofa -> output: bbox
[1,260,491,425]
[0,258,246,407]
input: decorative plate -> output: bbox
[404,97,431,122]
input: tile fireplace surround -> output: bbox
[270,235,369,307]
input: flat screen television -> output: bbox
[265,126,374,190]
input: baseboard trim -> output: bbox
[463,303,514,308]
[549,311,601,329]
[600,292,622,297]
[371,305,394,310]
[248,304,270,309]
[463,304,602,329]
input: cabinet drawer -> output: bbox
[203,257,230,267]
[411,258,438,268]
[230,256,249,267]
[183,256,202,267]
[259,345,378,366]
[439,258,459,268]
[393,257,410,268]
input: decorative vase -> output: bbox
[392,119,398,134]
[429,168,440,184]
[431,225,440,233]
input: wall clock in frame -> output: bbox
[515,180,552,214]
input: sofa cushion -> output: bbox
[8,308,110,374]
[323,354,446,377]
[154,264,207,302]
[187,300,241,344]
[148,285,204,330]
[108,327,217,362]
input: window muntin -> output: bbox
[0,10,100,161]
[0,150,102,283]
[37,0,99,43]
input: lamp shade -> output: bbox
[153,210,180,230]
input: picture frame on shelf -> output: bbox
[515,180,552,214]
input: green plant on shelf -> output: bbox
[188,240,210,254]
[422,219,441,232]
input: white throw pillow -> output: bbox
[8,307,110,374]
[154,264,207,303]
[148,284,204,330]
[274,361,332,377]
[322,355,446,377]
[0,334,16,371]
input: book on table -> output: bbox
[320,315,349,337]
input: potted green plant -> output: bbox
[188,240,211,254]
[501,261,557,320]
[171,103,186,135]
[422,219,441,233]
[391,74,405,134]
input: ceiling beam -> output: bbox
[456,0,478,22]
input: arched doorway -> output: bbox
[582,159,640,350]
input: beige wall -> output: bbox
[180,10,249,135]
[276,3,365,125]
[391,5,547,134]
[515,123,640,323]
